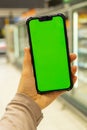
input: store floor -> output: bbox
[0,56,87,130]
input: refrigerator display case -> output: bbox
[15,21,29,67]
[62,3,87,117]
[5,25,17,63]
[78,13,87,69]
[67,7,87,112]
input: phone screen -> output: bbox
[26,14,72,93]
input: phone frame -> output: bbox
[26,13,73,93]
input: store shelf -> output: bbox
[78,48,87,54]
[78,28,87,39]
[78,39,87,45]
[78,36,87,39]
[78,62,87,69]
[79,20,87,24]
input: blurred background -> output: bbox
[0,0,87,130]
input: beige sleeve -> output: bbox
[0,93,43,130]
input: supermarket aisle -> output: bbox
[0,56,87,130]
[0,55,21,117]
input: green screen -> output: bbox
[28,15,71,92]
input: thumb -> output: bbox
[22,47,33,76]
[23,47,31,67]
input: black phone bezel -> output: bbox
[26,13,73,94]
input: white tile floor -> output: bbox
[0,56,87,130]
[38,100,87,130]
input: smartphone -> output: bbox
[26,13,73,93]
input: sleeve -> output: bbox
[0,93,43,130]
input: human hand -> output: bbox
[17,48,77,109]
